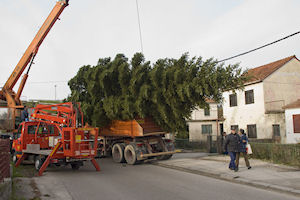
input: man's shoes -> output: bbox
[234,168,238,172]
[248,166,252,170]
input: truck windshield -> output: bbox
[28,125,37,134]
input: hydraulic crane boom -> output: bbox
[0,0,69,108]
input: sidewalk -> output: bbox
[155,153,300,196]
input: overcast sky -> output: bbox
[0,0,299,100]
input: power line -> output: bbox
[0,80,68,85]
[135,0,144,53]
[217,31,300,63]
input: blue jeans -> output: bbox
[228,152,236,169]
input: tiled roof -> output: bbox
[246,55,298,84]
[205,98,216,103]
[283,99,300,109]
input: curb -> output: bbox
[153,162,300,197]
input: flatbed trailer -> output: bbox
[98,117,176,165]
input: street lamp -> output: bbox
[54,85,57,100]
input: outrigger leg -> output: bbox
[15,153,27,167]
[91,158,101,171]
[38,142,62,176]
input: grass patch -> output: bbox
[10,161,39,200]
[11,162,37,178]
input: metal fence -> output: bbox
[175,136,222,153]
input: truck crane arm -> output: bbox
[31,102,84,129]
[0,0,69,108]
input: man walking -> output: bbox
[236,129,251,170]
[223,127,240,172]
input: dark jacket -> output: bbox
[223,133,240,152]
[21,110,28,121]
[238,133,248,152]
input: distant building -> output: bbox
[187,100,223,142]
[222,55,300,143]
[283,99,300,144]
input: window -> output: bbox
[231,125,239,132]
[202,124,212,134]
[204,108,210,116]
[247,124,257,138]
[245,90,254,104]
[229,94,237,107]
[28,125,37,134]
[272,124,280,137]
[293,115,300,133]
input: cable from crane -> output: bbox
[135,0,144,53]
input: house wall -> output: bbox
[188,121,218,142]
[285,108,300,144]
[223,82,286,141]
[188,103,219,142]
[190,103,218,120]
[264,58,300,112]
[223,83,265,136]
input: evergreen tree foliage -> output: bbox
[68,53,248,134]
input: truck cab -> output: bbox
[12,121,60,163]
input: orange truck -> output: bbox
[98,117,176,165]
[12,102,100,176]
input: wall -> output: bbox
[188,121,218,141]
[285,108,300,144]
[223,83,266,136]
[0,139,10,181]
[188,103,219,142]
[190,103,218,121]
[264,58,300,112]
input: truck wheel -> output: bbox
[35,156,45,171]
[71,163,80,170]
[12,152,18,164]
[124,144,137,165]
[112,143,125,163]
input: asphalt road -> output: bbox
[36,156,299,200]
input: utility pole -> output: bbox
[54,85,57,100]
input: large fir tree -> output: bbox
[68,53,248,135]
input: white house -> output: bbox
[222,55,300,143]
[283,99,300,144]
[188,100,223,142]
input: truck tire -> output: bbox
[124,144,138,165]
[35,156,45,171]
[112,143,125,163]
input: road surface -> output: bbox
[35,155,299,200]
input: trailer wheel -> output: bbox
[124,144,137,165]
[112,143,125,163]
[35,156,45,171]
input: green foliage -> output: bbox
[68,53,248,133]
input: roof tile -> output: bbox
[246,55,297,84]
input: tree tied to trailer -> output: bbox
[67,53,248,137]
